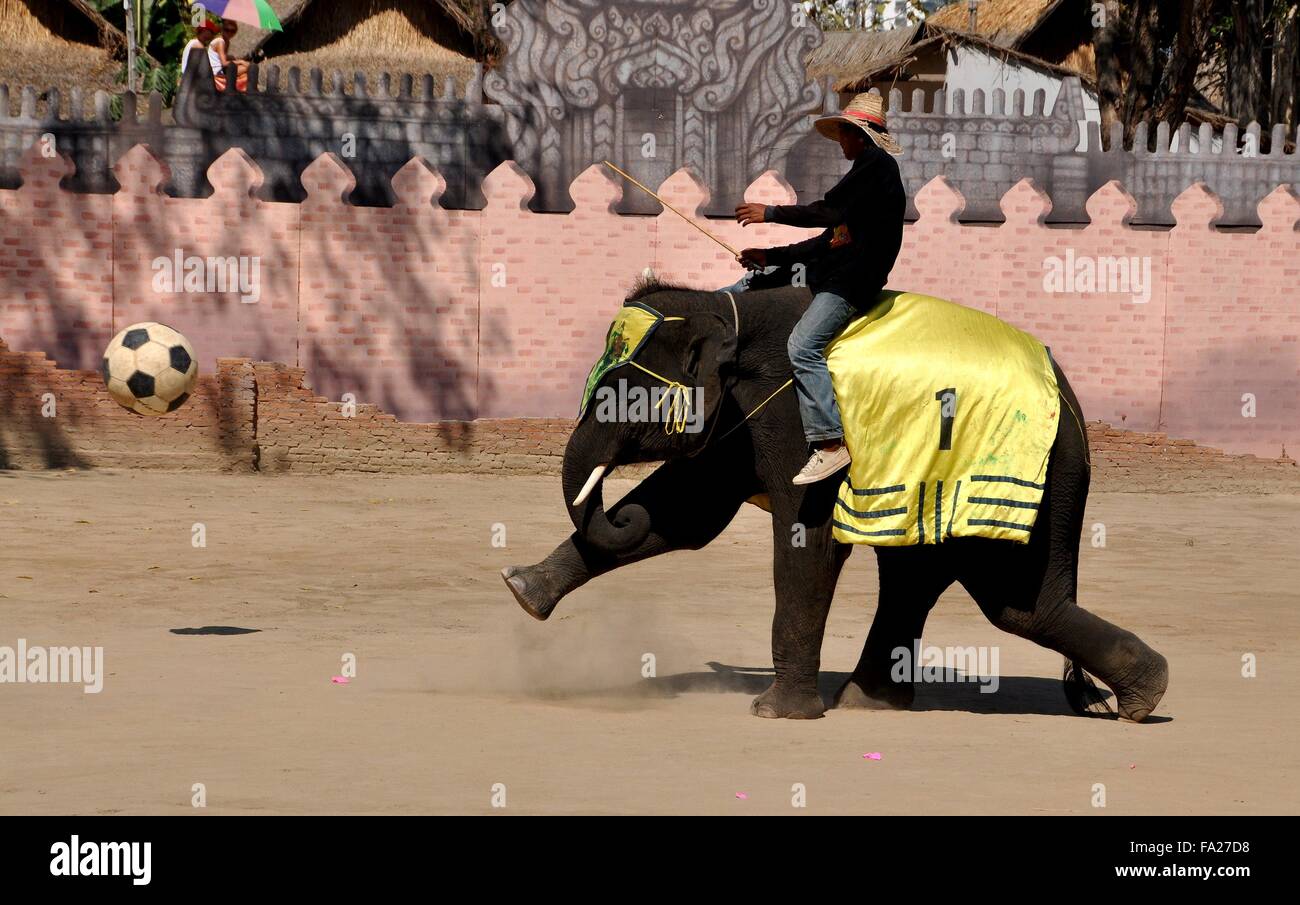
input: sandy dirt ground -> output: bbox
[1,469,1298,815]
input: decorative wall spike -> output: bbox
[166,56,508,207]
[0,2,1295,226]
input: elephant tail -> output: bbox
[1063,658,1113,716]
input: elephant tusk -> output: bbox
[572,464,608,507]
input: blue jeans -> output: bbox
[717,266,776,294]
[720,271,852,444]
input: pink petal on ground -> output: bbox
[735,792,748,800]
[1129,763,1136,769]
[862,752,882,760]
[331,676,350,684]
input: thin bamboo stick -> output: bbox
[602,160,741,258]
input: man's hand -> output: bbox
[735,203,766,226]
[737,248,767,270]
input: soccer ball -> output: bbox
[101,322,198,416]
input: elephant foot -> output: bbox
[833,674,914,711]
[501,564,560,621]
[750,682,825,720]
[1113,650,1169,723]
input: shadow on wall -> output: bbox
[4,140,491,460]
[124,145,301,375]
[205,360,248,463]
[114,141,492,454]
[174,55,512,209]
[1172,333,1300,458]
[298,153,485,440]
[0,348,87,470]
[7,148,103,372]
[0,149,94,468]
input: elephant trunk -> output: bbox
[561,430,651,555]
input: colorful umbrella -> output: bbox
[200,0,283,31]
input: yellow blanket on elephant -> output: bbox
[826,291,1059,546]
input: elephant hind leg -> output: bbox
[951,376,1168,722]
[962,572,1169,722]
[834,545,955,711]
[952,537,1169,721]
[951,496,1169,720]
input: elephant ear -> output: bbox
[679,311,738,426]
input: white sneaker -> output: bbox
[792,445,851,485]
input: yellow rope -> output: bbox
[626,359,793,439]
[627,360,694,434]
[740,379,793,423]
[602,161,741,257]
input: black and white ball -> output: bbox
[101,322,198,416]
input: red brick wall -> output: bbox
[0,338,255,471]
[252,359,573,474]
[1086,423,1298,493]
[0,338,574,476]
[1,145,1298,458]
[3,338,1295,492]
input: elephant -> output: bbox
[501,281,1169,722]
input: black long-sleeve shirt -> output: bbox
[763,142,906,307]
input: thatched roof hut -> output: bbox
[809,0,1101,103]
[928,0,1095,80]
[0,0,153,118]
[928,0,1061,48]
[246,0,500,96]
[804,24,924,92]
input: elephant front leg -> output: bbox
[503,456,753,620]
[751,520,849,720]
[502,536,608,621]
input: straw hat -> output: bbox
[814,92,904,156]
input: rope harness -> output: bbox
[582,291,791,442]
[650,289,790,444]
[624,358,695,434]
[706,292,794,447]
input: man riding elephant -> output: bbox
[499,93,1167,724]
[726,91,906,486]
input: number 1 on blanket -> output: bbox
[935,387,957,450]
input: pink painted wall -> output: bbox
[1,144,1297,457]
[112,146,301,378]
[0,151,112,369]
